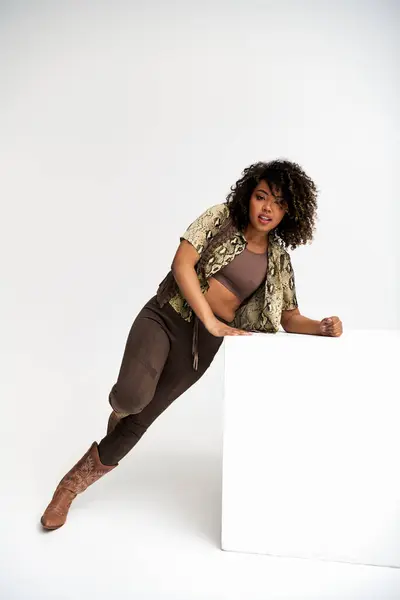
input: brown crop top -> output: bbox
[212,247,268,302]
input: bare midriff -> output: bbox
[204,243,267,323]
[204,277,241,323]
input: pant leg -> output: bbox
[108,313,171,416]
[98,315,223,465]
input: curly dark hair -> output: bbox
[225,159,319,250]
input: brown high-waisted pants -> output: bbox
[97,295,225,466]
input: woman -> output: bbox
[40,159,343,530]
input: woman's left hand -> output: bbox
[319,316,343,337]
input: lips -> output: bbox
[258,214,272,223]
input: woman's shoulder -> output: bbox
[187,203,230,235]
[185,203,230,231]
[203,202,230,220]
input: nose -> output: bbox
[262,199,273,212]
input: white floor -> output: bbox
[2,351,400,600]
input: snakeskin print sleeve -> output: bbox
[180,203,229,256]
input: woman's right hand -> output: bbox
[204,317,253,338]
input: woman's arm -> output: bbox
[281,307,321,335]
[281,307,343,337]
[280,252,321,335]
[171,240,215,327]
[171,240,251,337]
[172,203,250,337]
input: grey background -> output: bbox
[1,1,399,598]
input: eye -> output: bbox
[256,193,283,206]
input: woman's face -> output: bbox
[248,179,288,232]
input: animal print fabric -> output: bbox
[158,203,298,332]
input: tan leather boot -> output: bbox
[41,441,118,530]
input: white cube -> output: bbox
[221,330,400,567]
